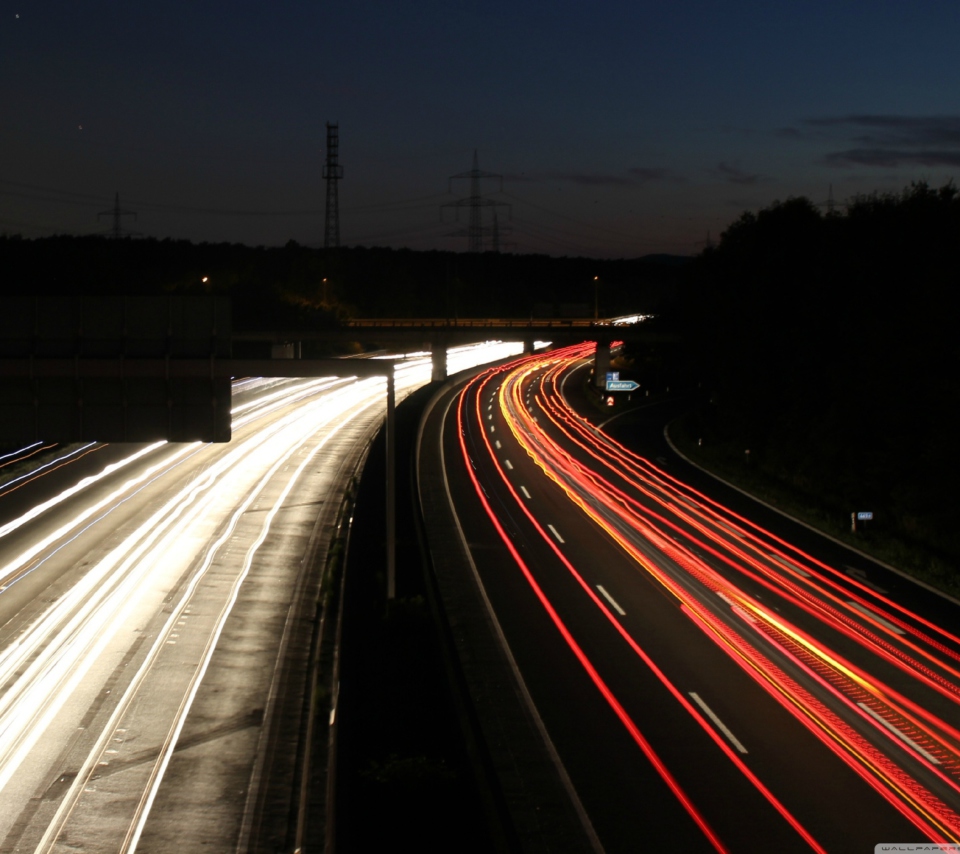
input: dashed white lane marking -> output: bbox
[856,702,939,764]
[770,554,811,577]
[520,486,531,499]
[596,585,626,616]
[495,440,501,449]
[689,692,748,754]
[547,524,565,544]
[504,459,513,470]
[714,519,744,538]
[715,590,734,606]
[490,425,495,433]
[847,601,905,635]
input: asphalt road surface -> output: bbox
[420,342,960,853]
[0,341,523,853]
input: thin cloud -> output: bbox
[628,167,685,183]
[500,172,540,183]
[806,114,960,147]
[542,171,634,187]
[716,162,767,185]
[518,167,683,187]
[775,127,805,140]
[821,148,960,168]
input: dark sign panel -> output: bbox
[0,297,231,443]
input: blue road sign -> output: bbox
[606,380,639,392]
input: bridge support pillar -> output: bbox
[523,338,535,355]
[431,342,447,382]
[594,340,611,388]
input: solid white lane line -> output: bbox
[689,692,748,754]
[596,585,626,616]
[547,524,565,544]
[856,702,940,764]
[504,459,513,470]
[520,486,531,499]
[847,601,905,635]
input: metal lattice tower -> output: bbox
[97,192,137,239]
[442,151,510,253]
[323,122,343,248]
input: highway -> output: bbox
[0,341,522,853]
[420,342,960,852]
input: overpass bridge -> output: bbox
[236,313,660,388]
[0,300,656,598]
[0,300,658,445]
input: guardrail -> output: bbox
[342,318,610,328]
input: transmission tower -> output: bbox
[323,122,343,248]
[442,151,510,252]
[815,184,838,215]
[98,192,137,239]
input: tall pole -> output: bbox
[385,367,396,599]
[468,150,482,252]
[323,123,343,248]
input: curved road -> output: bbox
[0,342,522,853]
[420,342,960,852]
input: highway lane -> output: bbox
[426,342,960,852]
[0,341,523,853]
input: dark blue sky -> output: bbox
[3,1,959,257]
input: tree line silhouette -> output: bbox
[0,234,684,329]
[678,181,960,573]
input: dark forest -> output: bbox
[678,181,960,582]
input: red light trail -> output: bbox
[455,342,960,848]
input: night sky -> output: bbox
[3,1,960,258]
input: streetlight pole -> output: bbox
[593,276,599,321]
